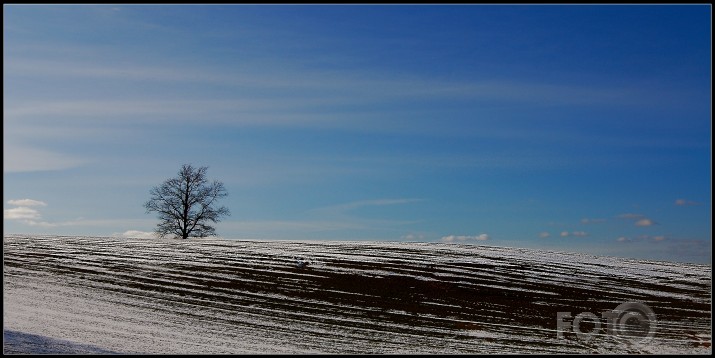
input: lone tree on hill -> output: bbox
[144,164,230,239]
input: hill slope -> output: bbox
[3,235,711,354]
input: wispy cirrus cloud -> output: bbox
[441,234,490,243]
[618,213,645,220]
[666,239,711,261]
[559,231,588,237]
[675,199,701,206]
[218,219,385,240]
[307,198,424,220]
[616,235,668,243]
[4,143,87,173]
[580,218,606,224]
[5,60,231,84]
[618,213,657,227]
[612,236,710,264]
[401,233,426,241]
[113,230,156,239]
[4,98,345,125]
[217,199,424,240]
[320,198,424,213]
[5,56,673,110]
[301,198,424,237]
[7,199,47,207]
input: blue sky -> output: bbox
[3,5,711,264]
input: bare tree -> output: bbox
[144,164,230,239]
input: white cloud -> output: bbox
[652,236,666,242]
[7,199,47,207]
[441,234,490,243]
[635,218,655,227]
[4,199,53,225]
[4,199,155,229]
[538,232,551,238]
[4,207,41,220]
[617,237,631,243]
[560,231,570,237]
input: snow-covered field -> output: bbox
[3,235,711,354]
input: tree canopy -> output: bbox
[144,164,230,239]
